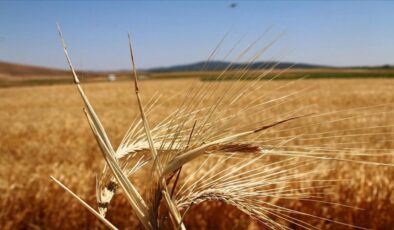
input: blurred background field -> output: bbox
[1,77,393,229]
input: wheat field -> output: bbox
[1,78,394,229]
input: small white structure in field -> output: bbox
[139,75,148,80]
[107,74,116,82]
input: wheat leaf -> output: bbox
[84,109,152,229]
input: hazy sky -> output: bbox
[1,1,394,70]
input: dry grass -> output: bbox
[1,78,394,229]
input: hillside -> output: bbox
[0,61,71,76]
[0,61,105,77]
[147,61,329,72]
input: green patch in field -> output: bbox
[200,72,394,81]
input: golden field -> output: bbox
[1,78,394,229]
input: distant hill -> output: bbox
[1,60,393,77]
[147,61,329,72]
[0,61,71,76]
[0,61,104,77]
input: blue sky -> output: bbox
[1,1,394,70]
